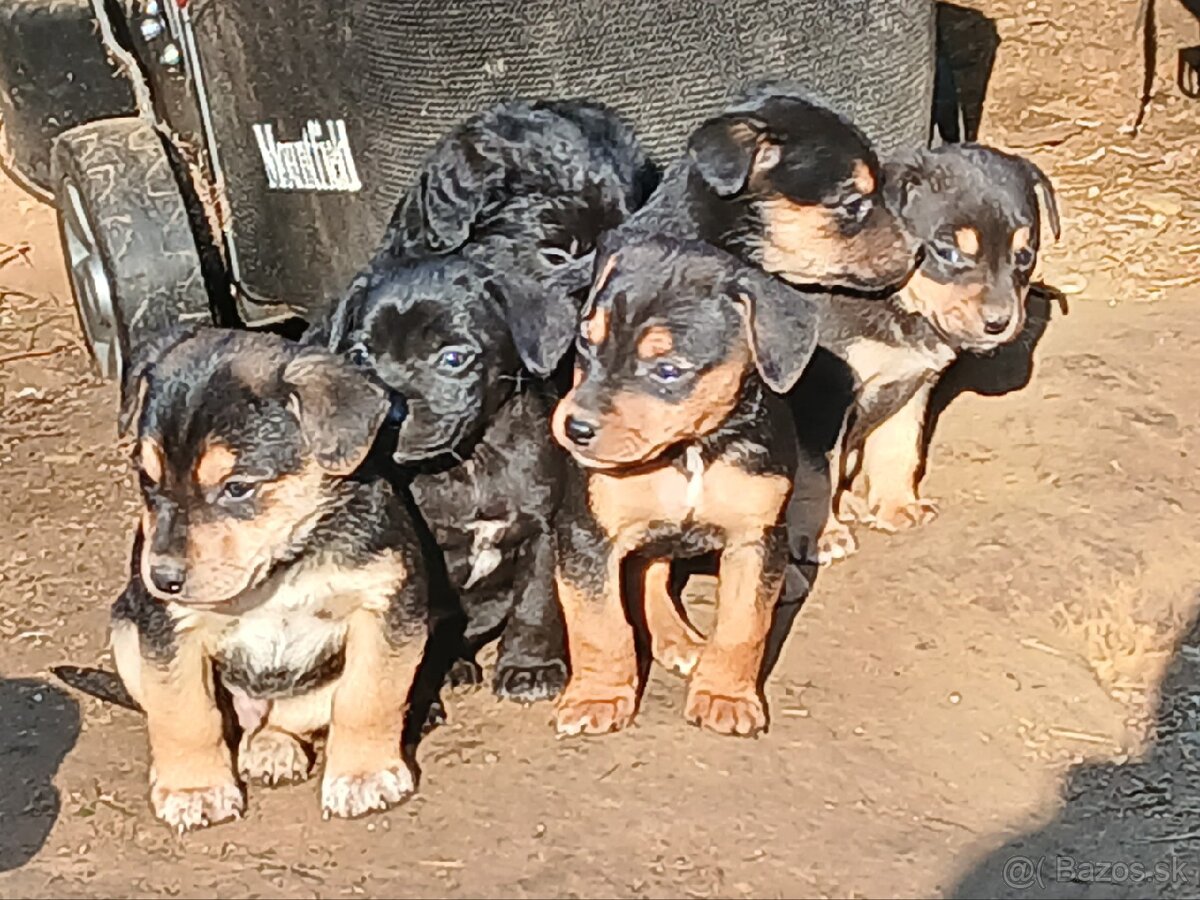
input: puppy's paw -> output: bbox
[868,497,939,533]
[685,688,767,737]
[321,763,415,819]
[652,627,704,678]
[816,520,858,566]
[151,780,244,833]
[447,658,484,691]
[238,728,312,786]
[494,660,568,703]
[422,698,448,735]
[554,681,638,736]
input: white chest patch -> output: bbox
[844,338,951,385]
[170,566,375,683]
[463,519,510,589]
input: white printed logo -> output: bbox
[252,118,362,192]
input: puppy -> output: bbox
[809,143,1061,562]
[327,100,651,702]
[110,328,434,831]
[620,83,916,292]
[542,233,820,737]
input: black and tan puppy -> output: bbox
[327,100,651,702]
[806,144,1061,562]
[619,83,916,292]
[110,328,434,831]
[540,234,819,737]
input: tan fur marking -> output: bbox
[195,441,238,489]
[584,308,610,346]
[267,680,337,737]
[759,196,910,286]
[955,226,981,256]
[685,538,778,735]
[554,351,749,467]
[110,620,146,709]
[859,382,937,531]
[155,464,325,604]
[139,633,238,810]
[1012,226,1031,251]
[554,561,639,735]
[323,608,422,780]
[636,326,675,360]
[139,437,164,484]
[592,253,618,298]
[899,270,988,340]
[643,560,704,676]
[852,159,876,195]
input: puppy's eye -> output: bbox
[649,361,687,384]
[1014,247,1035,269]
[348,343,371,367]
[437,347,473,371]
[841,195,872,223]
[931,243,966,267]
[220,480,256,502]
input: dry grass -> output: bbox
[1054,565,1196,746]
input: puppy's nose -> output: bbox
[563,415,597,447]
[983,313,1012,335]
[149,561,186,595]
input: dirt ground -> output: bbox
[2,0,1200,896]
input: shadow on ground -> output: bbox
[0,678,80,872]
[935,2,1000,141]
[954,590,1200,899]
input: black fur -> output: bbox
[326,99,651,702]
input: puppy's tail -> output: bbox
[51,665,142,713]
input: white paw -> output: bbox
[321,764,415,819]
[816,521,858,566]
[239,729,312,786]
[868,497,940,533]
[151,781,244,833]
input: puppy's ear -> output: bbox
[963,144,1061,243]
[1018,157,1061,242]
[490,272,579,379]
[729,267,820,394]
[688,114,779,197]
[419,136,485,252]
[117,324,201,436]
[881,151,927,219]
[326,272,372,352]
[283,349,389,475]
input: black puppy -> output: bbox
[328,99,651,702]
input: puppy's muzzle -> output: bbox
[147,557,187,596]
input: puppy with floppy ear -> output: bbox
[326,99,652,704]
[803,143,1062,563]
[544,234,819,737]
[610,83,917,293]
[109,327,439,832]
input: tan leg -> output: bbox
[643,559,704,677]
[137,633,242,832]
[686,539,779,736]
[816,427,858,565]
[554,558,639,736]
[321,609,423,819]
[860,383,939,532]
[238,726,313,786]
